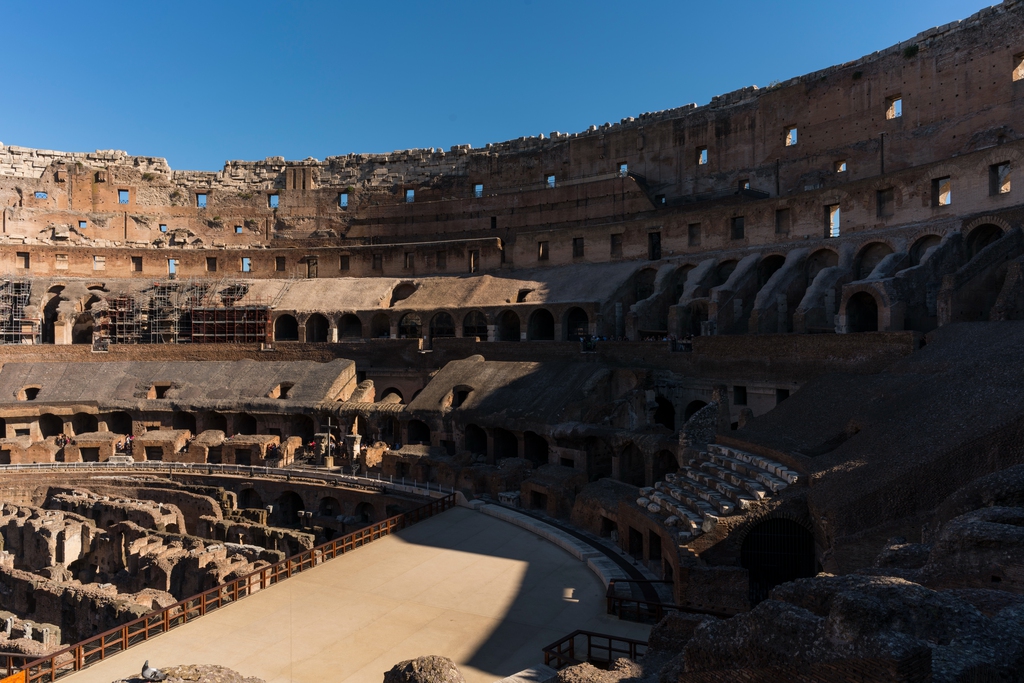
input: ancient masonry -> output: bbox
[0,2,1023,681]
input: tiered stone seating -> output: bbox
[635,444,799,543]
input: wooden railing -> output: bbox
[605,579,677,623]
[12,493,456,683]
[542,630,648,670]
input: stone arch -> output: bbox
[380,388,404,403]
[910,234,942,266]
[652,450,677,482]
[523,431,549,467]
[429,312,456,339]
[684,400,708,420]
[407,419,430,445]
[496,310,520,342]
[238,488,263,509]
[71,413,98,435]
[39,413,64,438]
[104,411,132,435]
[72,313,94,345]
[687,301,708,336]
[855,242,894,280]
[274,314,299,341]
[235,413,258,435]
[202,411,227,433]
[464,424,487,455]
[564,307,589,341]
[398,313,422,339]
[806,249,839,281]
[635,268,658,301]
[757,254,786,288]
[276,491,304,526]
[740,516,817,605]
[318,496,341,518]
[462,310,488,339]
[653,396,675,432]
[306,313,330,343]
[370,313,391,339]
[354,501,374,524]
[713,260,738,287]
[293,415,315,441]
[172,411,196,433]
[620,443,645,487]
[846,291,879,332]
[389,283,417,308]
[585,437,614,481]
[527,309,555,341]
[492,428,519,460]
[966,223,1005,259]
[338,314,363,339]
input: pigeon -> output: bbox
[141,660,168,681]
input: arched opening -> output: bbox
[306,313,329,343]
[172,411,196,434]
[496,311,520,342]
[238,489,263,509]
[389,283,417,307]
[652,450,677,482]
[354,502,374,524]
[380,388,403,404]
[493,428,519,460]
[713,260,738,286]
[653,397,675,432]
[338,314,362,339]
[235,413,258,436]
[741,518,817,604]
[71,314,94,345]
[277,491,304,526]
[398,313,422,339]
[966,224,1004,258]
[293,415,315,442]
[910,234,942,266]
[806,249,838,282]
[564,307,589,341]
[585,437,613,481]
[202,412,227,433]
[462,311,488,340]
[688,302,708,337]
[523,431,549,467]
[635,268,658,301]
[370,313,391,338]
[41,286,64,345]
[318,496,341,518]
[274,315,299,341]
[39,414,63,438]
[407,419,430,445]
[757,255,786,288]
[855,242,894,280]
[104,412,132,436]
[684,400,708,421]
[464,424,487,455]
[846,292,879,332]
[527,309,555,341]
[620,444,645,487]
[429,312,456,339]
[71,413,98,435]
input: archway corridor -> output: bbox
[64,507,648,683]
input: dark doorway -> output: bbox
[173,411,196,434]
[565,307,589,341]
[407,419,430,444]
[339,314,362,339]
[465,424,487,455]
[496,311,521,342]
[306,313,329,342]
[274,315,299,341]
[846,292,879,332]
[741,518,817,604]
[493,428,518,460]
[653,397,675,431]
[527,309,555,341]
[239,489,263,509]
[277,491,304,526]
[523,431,549,467]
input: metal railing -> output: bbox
[542,630,648,670]
[606,579,678,623]
[13,493,456,683]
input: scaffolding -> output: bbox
[0,280,39,344]
[96,295,143,345]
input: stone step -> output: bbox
[655,483,718,519]
[682,467,756,509]
[660,476,734,516]
[695,459,768,499]
[704,452,790,493]
[708,444,799,485]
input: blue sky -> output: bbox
[2,0,994,170]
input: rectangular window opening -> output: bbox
[730,216,745,240]
[776,388,790,403]
[268,194,279,208]
[55,254,69,270]
[775,208,791,235]
[538,241,550,261]
[932,177,952,207]
[490,216,497,230]
[206,257,217,272]
[785,127,798,146]
[618,163,628,177]
[340,255,350,271]
[159,224,167,233]
[93,255,105,271]
[687,223,701,247]
[739,179,750,191]
[835,160,848,173]
[241,257,252,273]
[886,96,903,119]
[826,204,841,238]
[339,192,348,208]
[572,237,585,258]
[404,252,414,269]
[436,251,447,269]
[733,385,748,406]
[610,233,623,257]
[16,252,29,269]
[469,250,479,273]
[546,174,556,189]
[877,188,895,218]
[131,256,142,272]
[234,225,243,234]
[196,193,207,208]
[167,259,177,276]
[697,147,708,166]
[474,184,483,198]
[34,191,47,199]
[405,189,415,203]
[990,162,1011,195]
[275,256,286,272]
[78,220,87,229]
[372,254,383,270]
[648,231,662,260]
[118,189,129,204]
